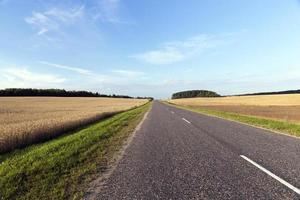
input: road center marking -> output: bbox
[240,155,300,195]
[171,111,175,114]
[182,118,191,124]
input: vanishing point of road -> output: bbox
[86,101,300,199]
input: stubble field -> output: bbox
[0,97,147,153]
[169,94,300,124]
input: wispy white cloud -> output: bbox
[0,68,65,89]
[132,50,184,65]
[25,6,84,35]
[111,69,145,78]
[25,12,57,35]
[37,60,148,91]
[39,61,92,75]
[45,6,84,22]
[93,0,124,24]
[130,34,228,65]
[0,59,150,96]
[24,0,130,41]
[39,61,146,80]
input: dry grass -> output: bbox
[0,97,147,153]
[169,94,300,123]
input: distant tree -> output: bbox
[136,96,154,101]
[171,90,221,99]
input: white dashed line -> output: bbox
[182,118,191,124]
[171,111,175,114]
[240,155,300,195]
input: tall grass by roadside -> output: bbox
[167,103,300,138]
[0,103,150,200]
[0,97,147,154]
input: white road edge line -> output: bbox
[240,155,300,195]
[182,118,191,124]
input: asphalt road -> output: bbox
[86,101,300,199]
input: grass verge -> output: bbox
[0,102,151,200]
[166,102,300,138]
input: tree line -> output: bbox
[171,90,221,99]
[171,89,300,99]
[0,88,153,100]
[234,89,300,97]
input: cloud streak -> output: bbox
[1,68,65,86]
[39,61,93,75]
[39,61,145,80]
[25,6,84,35]
[130,34,228,65]
[93,0,126,24]
[111,69,145,78]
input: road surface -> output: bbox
[86,101,300,199]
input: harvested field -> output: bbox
[169,94,300,123]
[0,97,147,153]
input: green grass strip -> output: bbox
[0,103,151,200]
[168,103,300,138]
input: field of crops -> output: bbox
[0,97,147,153]
[169,94,300,123]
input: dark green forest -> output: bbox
[171,89,300,99]
[172,90,221,99]
[236,89,300,96]
[0,88,153,100]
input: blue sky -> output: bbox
[0,0,300,98]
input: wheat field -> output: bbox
[169,94,300,106]
[169,94,300,123]
[0,97,147,153]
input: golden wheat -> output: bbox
[169,94,300,123]
[0,97,147,153]
[169,94,300,106]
